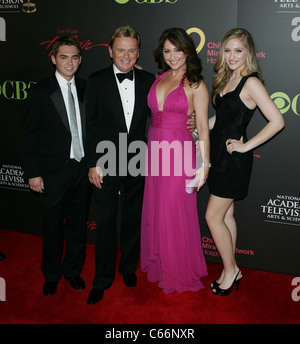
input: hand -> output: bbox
[187,112,196,132]
[28,176,44,193]
[88,167,103,189]
[195,166,209,191]
[226,136,245,154]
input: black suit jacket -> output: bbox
[22,75,86,185]
[85,65,155,172]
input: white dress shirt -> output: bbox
[113,64,135,132]
[55,71,85,159]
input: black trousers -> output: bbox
[92,174,144,289]
[40,159,90,283]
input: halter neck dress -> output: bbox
[141,71,207,294]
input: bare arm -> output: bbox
[227,77,285,154]
[193,81,210,190]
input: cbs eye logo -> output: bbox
[271,92,300,116]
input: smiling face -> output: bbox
[109,36,139,73]
[51,45,81,81]
[223,37,248,74]
[162,39,187,72]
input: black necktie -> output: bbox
[116,70,134,83]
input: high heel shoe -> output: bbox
[212,270,242,296]
[210,280,220,290]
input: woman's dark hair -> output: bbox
[154,27,203,87]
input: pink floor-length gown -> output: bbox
[141,71,207,294]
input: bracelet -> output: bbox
[202,162,211,167]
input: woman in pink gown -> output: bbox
[141,28,210,293]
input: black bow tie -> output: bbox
[116,70,134,83]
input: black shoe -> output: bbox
[87,288,104,305]
[123,273,137,288]
[65,276,85,290]
[210,280,220,290]
[0,251,6,260]
[43,281,57,296]
[212,270,242,296]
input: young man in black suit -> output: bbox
[85,25,155,304]
[22,35,90,296]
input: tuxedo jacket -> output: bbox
[85,65,155,171]
[22,75,86,186]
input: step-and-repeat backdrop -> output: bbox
[0,0,299,275]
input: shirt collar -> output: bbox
[55,71,75,88]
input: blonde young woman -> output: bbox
[205,28,284,296]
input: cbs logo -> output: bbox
[271,92,300,116]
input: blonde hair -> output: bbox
[212,28,263,104]
[110,24,141,49]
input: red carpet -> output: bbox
[0,229,299,325]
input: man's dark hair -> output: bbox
[52,35,82,57]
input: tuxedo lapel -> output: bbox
[49,76,70,133]
[129,68,144,135]
[106,66,128,132]
[75,78,86,140]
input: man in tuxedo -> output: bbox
[85,25,195,304]
[22,35,90,296]
[85,25,155,305]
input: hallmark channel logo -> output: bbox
[0,164,30,191]
[0,0,37,13]
[115,0,178,4]
[261,194,300,227]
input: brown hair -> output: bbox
[52,34,82,57]
[154,27,203,87]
